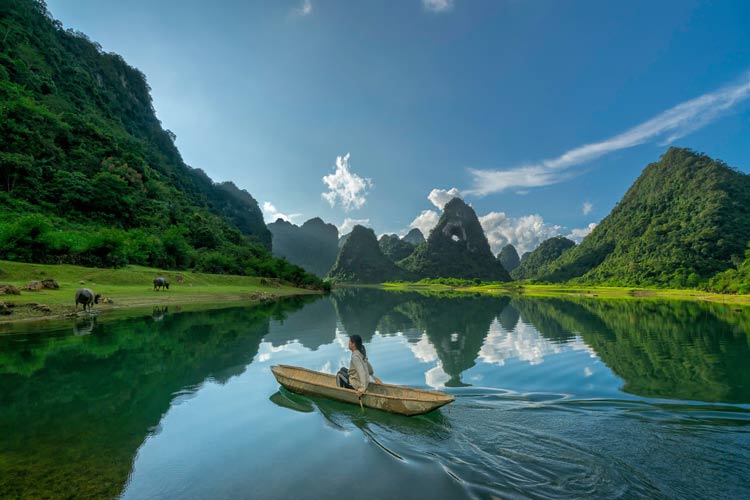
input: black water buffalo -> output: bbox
[153,277,170,291]
[75,288,101,312]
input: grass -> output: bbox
[382,281,750,304]
[0,260,319,324]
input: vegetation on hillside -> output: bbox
[267,217,339,278]
[534,148,750,287]
[400,198,511,282]
[327,225,412,283]
[498,244,520,273]
[511,236,575,280]
[378,234,416,261]
[0,0,324,288]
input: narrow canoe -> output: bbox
[270,364,455,416]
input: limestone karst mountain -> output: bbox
[378,234,416,261]
[400,198,512,281]
[498,244,521,273]
[328,226,413,283]
[402,228,426,246]
[267,217,339,278]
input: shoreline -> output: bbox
[381,282,750,305]
[0,260,321,329]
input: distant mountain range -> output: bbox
[267,218,339,278]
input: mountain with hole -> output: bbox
[400,198,512,281]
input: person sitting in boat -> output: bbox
[336,334,382,396]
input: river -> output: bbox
[1,289,748,499]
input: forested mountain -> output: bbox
[402,228,426,246]
[267,217,339,278]
[498,244,520,273]
[512,236,576,280]
[378,234,416,261]
[535,148,750,286]
[0,0,322,286]
[401,198,511,281]
[327,226,411,283]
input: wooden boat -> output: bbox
[270,364,455,416]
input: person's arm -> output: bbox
[352,355,369,395]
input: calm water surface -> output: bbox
[1,289,749,499]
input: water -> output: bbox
[1,289,749,499]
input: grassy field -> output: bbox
[382,281,750,304]
[0,260,319,324]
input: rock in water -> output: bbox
[402,228,426,246]
[400,198,512,282]
[328,226,412,283]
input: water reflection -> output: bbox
[0,298,310,500]
[2,289,750,500]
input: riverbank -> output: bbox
[382,281,750,305]
[0,260,320,325]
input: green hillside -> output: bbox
[0,0,322,288]
[511,236,575,280]
[267,217,339,278]
[536,148,750,287]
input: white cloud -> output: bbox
[321,153,373,211]
[338,217,370,235]
[263,201,302,223]
[422,0,454,12]
[428,187,461,210]
[582,201,593,215]
[408,209,440,238]
[294,0,312,16]
[479,211,563,255]
[567,223,597,243]
[466,77,750,196]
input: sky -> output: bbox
[45,0,750,254]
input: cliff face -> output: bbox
[328,226,412,283]
[400,198,512,281]
[498,244,520,273]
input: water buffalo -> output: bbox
[153,277,170,291]
[75,288,101,312]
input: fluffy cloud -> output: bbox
[427,187,461,210]
[422,0,454,12]
[262,201,302,223]
[479,212,563,255]
[294,0,312,16]
[567,223,598,243]
[408,209,440,238]
[338,217,370,235]
[321,153,373,211]
[582,201,593,215]
[466,77,750,196]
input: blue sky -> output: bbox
[46,0,750,253]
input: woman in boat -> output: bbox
[337,334,382,396]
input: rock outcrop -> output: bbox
[400,198,512,281]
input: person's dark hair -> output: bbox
[349,334,367,359]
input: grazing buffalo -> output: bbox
[75,288,101,312]
[153,277,170,291]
